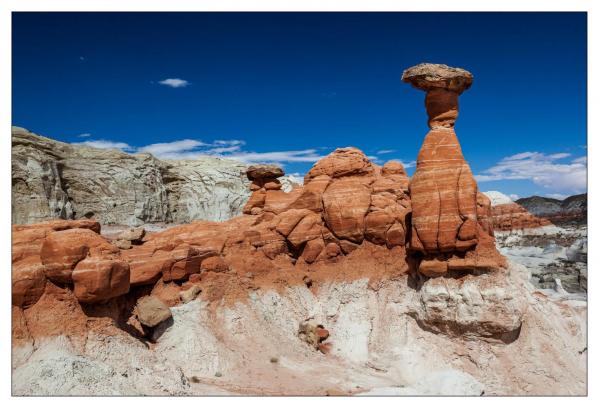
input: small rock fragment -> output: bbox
[179,285,201,304]
[136,295,172,328]
[117,227,146,244]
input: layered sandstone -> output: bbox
[402,63,505,277]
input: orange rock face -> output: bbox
[12,220,102,308]
[409,128,479,253]
[41,228,120,283]
[304,147,374,183]
[403,63,505,276]
[72,258,130,303]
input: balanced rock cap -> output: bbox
[247,164,285,180]
[401,63,473,94]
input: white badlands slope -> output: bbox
[12,263,586,396]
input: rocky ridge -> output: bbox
[516,194,586,226]
[12,126,300,226]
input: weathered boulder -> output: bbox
[243,165,287,215]
[322,178,371,243]
[287,212,323,248]
[402,63,473,94]
[72,258,130,303]
[246,165,285,180]
[414,273,527,342]
[117,227,146,243]
[304,147,374,183]
[12,260,46,308]
[12,220,102,308]
[136,296,172,328]
[40,228,120,283]
[162,245,203,282]
[179,285,201,304]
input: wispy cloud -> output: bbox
[223,149,324,164]
[138,139,206,158]
[75,140,133,151]
[79,136,324,165]
[475,151,587,194]
[158,78,190,88]
[376,149,396,155]
[77,132,92,138]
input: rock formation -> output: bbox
[402,63,505,277]
[12,127,300,226]
[11,141,507,339]
[11,64,586,396]
[484,191,553,231]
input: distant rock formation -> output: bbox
[402,63,504,277]
[516,194,586,226]
[484,191,553,232]
[11,127,300,226]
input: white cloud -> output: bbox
[70,131,330,166]
[376,149,396,155]
[548,153,571,159]
[118,137,323,165]
[158,78,190,88]
[75,140,133,151]
[77,132,92,138]
[509,194,520,201]
[223,149,324,164]
[474,151,587,194]
[137,139,206,158]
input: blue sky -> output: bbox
[12,12,587,199]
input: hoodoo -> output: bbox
[402,63,505,277]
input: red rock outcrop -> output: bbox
[483,191,552,232]
[12,219,131,305]
[12,64,507,341]
[402,63,505,277]
[243,164,286,215]
[12,220,101,308]
[492,202,552,231]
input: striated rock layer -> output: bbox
[402,63,505,277]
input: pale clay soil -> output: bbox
[12,257,587,396]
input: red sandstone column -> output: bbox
[402,63,503,277]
